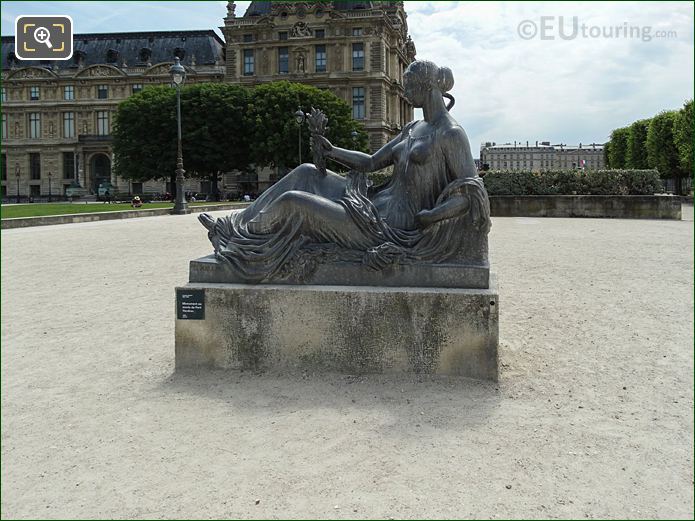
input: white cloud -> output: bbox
[406,1,694,154]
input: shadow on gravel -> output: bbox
[157,368,502,430]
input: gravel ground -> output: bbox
[1,206,693,519]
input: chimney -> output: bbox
[535,140,538,147]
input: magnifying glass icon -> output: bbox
[33,26,53,49]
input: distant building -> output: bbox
[0,30,225,199]
[222,1,415,152]
[0,1,416,200]
[480,140,605,172]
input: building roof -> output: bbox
[244,1,375,17]
[1,30,225,69]
[482,142,604,150]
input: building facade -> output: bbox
[0,1,416,200]
[1,30,225,200]
[222,1,416,153]
[479,141,606,172]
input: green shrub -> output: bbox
[482,169,661,196]
[368,166,394,188]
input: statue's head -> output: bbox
[403,60,454,108]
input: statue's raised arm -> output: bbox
[198,60,491,286]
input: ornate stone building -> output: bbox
[480,141,606,172]
[0,1,415,200]
[222,1,416,152]
[0,30,225,199]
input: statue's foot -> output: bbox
[198,212,215,231]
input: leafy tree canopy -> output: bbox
[605,99,692,194]
[626,119,650,169]
[607,127,629,169]
[113,81,368,186]
[646,110,684,178]
[247,81,368,170]
[673,99,693,175]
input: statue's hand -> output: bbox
[415,208,436,229]
[416,195,470,229]
[311,135,333,154]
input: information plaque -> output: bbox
[177,289,205,320]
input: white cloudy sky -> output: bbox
[2,1,693,156]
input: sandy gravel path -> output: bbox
[1,207,693,519]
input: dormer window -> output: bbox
[73,50,86,66]
[173,47,186,60]
[139,47,152,63]
[106,49,119,64]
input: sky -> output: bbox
[2,1,693,157]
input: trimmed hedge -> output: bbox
[481,169,663,196]
[353,168,663,196]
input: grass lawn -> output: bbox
[1,202,232,219]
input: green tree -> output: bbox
[180,83,250,200]
[603,141,612,168]
[113,83,250,199]
[246,81,368,171]
[673,99,693,178]
[607,127,629,169]
[626,119,650,169]
[646,110,685,192]
[113,85,176,189]
[114,81,369,197]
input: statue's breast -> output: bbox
[409,139,432,164]
[394,133,435,167]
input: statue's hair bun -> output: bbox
[437,66,454,93]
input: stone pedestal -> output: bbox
[189,254,490,289]
[175,279,499,380]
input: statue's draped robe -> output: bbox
[206,122,491,282]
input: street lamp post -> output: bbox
[294,108,306,165]
[15,163,20,204]
[48,171,52,202]
[169,57,189,215]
